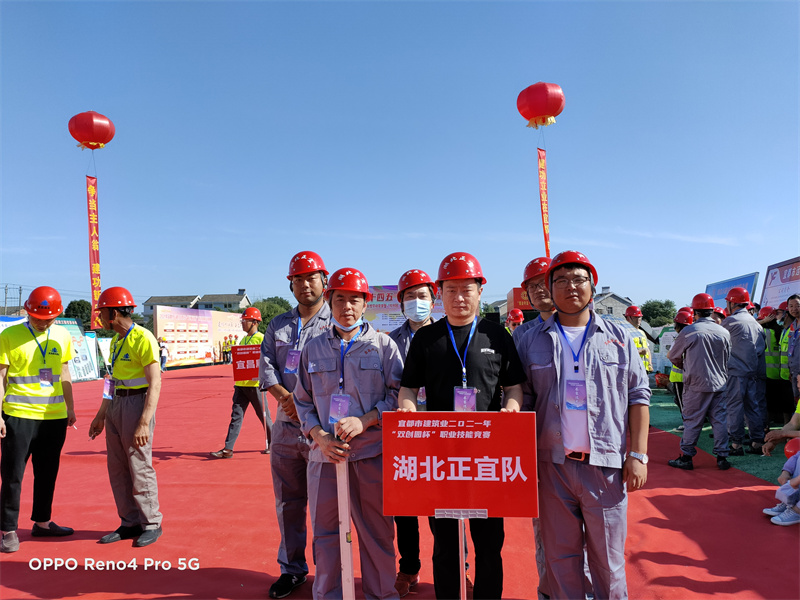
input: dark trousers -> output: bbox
[428,516,504,600]
[224,387,270,450]
[0,413,67,531]
[395,515,421,575]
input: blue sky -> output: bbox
[1,0,798,312]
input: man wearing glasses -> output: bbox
[260,251,332,599]
[513,257,554,346]
[518,250,650,600]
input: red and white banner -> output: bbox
[86,176,103,329]
[537,148,551,258]
[383,412,538,518]
[232,345,261,381]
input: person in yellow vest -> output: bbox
[759,306,793,427]
[778,303,796,422]
[670,309,693,431]
[211,307,271,458]
[625,305,653,372]
[223,336,231,364]
[88,287,163,548]
[505,308,524,335]
[0,287,76,553]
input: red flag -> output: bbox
[86,176,103,329]
[537,149,551,258]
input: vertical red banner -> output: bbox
[86,176,103,329]
[537,148,551,258]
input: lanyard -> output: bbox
[25,323,51,362]
[338,325,363,391]
[554,314,592,373]
[446,317,478,388]
[110,325,135,375]
[294,317,304,350]
[241,333,258,345]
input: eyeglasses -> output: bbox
[527,281,547,291]
[552,277,590,290]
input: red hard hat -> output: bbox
[287,251,328,280]
[24,286,63,318]
[691,293,715,310]
[678,307,693,314]
[758,306,774,320]
[437,252,486,286]
[713,306,726,318]
[521,257,552,287]
[547,250,598,287]
[723,308,730,317]
[398,269,438,297]
[674,312,693,325]
[725,287,750,304]
[624,306,642,318]
[242,307,262,322]
[779,301,788,311]
[96,286,137,309]
[325,268,373,302]
[507,308,524,323]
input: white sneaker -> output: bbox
[770,506,800,526]
[763,502,788,517]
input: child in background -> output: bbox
[763,449,800,526]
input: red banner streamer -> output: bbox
[86,176,103,329]
[537,149,551,258]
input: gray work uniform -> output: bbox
[294,322,403,600]
[722,309,767,445]
[667,317,731,457]
[512,315,546,350]
[519,312,650,600]
[259,303,331,577]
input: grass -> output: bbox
[649,388,789,483]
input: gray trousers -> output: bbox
[726,375,766,445]
[532,517,550,598]
[271,420,311,575]
[680,388,729,457]
[308,457,397,600]
[539,460,628,600]
[223,386,272,450]
[105,393,162,529]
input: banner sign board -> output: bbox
[760,257,800,308]
[382,411,538,518]
[365,285,445,333]
[232,345,260,382]
[506,287,533,312]
[154,306,243,368]
[705,273,759,308]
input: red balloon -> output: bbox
[517,82,565,129]
[785,437,800,459]
[68,111,115,150]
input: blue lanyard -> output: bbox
[537,315,544,324]
[25,324,50,362]
[110,325,135,375]
[294,317,303,350]
[446,317,478,388]
[338,325,363,391]
[554,314,592,373]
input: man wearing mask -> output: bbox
[259,252,331,599]
[388,269,437,597]
[513,257,554,346]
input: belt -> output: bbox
[566,451,590,462]
[115,387,148,397]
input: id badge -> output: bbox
[453,387,477,412]
[329,393,350,424]
[103,376,116,400]
[284,350,301,374]
[417,386,427,406]
[39,368,54,388]
[565,380,588,411]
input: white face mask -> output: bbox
[403,299,432,323]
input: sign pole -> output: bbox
[260,391,271,454]
[336,458,356,600]
[459,519,467,600]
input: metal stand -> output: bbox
[337,460,356,600]
[435,508,488,600]
[260,391,271,454]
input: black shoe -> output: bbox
[269,573,308,599]
[99,525,143,544]
[31,522,74,537]
[668,455,694,470]
[717,457,731,470]
[134,527,162,547]
[746,444,764,455]
[728,446,745,456]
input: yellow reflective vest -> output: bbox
[764,327,781,380]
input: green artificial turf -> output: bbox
[649,388,789,484]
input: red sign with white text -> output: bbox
[383,412,537,518]
[86,176,103,329]
[231,345,260,381]
[537,148,551,258]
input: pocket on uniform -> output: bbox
[528,351,553,370]
[360,357,383,371]
[308,358,336,374]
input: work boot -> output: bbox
[209,448,233,459]
[395,571,420,597]
[668,454,694,470]
[0,531,19,553]
[716,457,731,470]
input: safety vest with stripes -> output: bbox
[780,326,792,381]
[110,325,158,389]
[632,330,652,372]
[764,327,781,380]
[669,363,683,383]
[0,322,73,420]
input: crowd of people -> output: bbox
[1,250,797,600]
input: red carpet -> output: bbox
[0,365,797,599]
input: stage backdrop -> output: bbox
[154,306,243,368]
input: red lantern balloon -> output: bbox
[785,437,800,459]
[68,111,115,150]
[517,82,565,129]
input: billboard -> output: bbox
[154,306,242,368]
[760,256,800,308]
[364,285,445,333]
[506,287,533,312]
[705,273,759,308]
